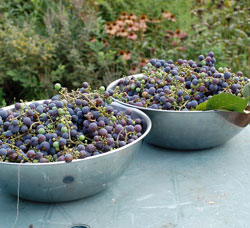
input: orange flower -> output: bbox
[104,11,149,38]
[165,30,174,39]
[123,51,131,60]
[90,37,96,43]
[129,13,137,21]
[140,14,148,21]
[117,28,128,37]
[127,32,137,40]
[118,50,125,55]
[125,19,133,25]
[116,19,125,26]
[179,46,186,51]
[175,29,181,35]
[129,65,140,75]
[162,11,176,22]
[138,21,147,32]
[118,50,131,60]
[120,11,128,20]
[102,39,108,47]
[171,41,178,46]
[180,32,188,40]
[139,58,148,67]
[127,23,138,32]
[121,11,127,16]
[105,25,117,35]
[174,30,188,40]
[148,18,161,23]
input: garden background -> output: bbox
[0,0,249,106]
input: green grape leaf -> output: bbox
[206,93,248,113]
[196,101,208,111]
[243,83,250,105]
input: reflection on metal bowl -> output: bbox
[107,74,250,150]
[0,101,151,202]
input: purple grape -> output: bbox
[23,117,32,126]
[40,142,50,151]
[27,150,35,158]
[99,128,108,137]
[115,124,123,133]
[134,125,142,133]
[0,148,7,157]
[64,154,73,163]
[89,122,98,132]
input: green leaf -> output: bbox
[206,93,248,113]
[196,101,208,111]
[243,83,250,105]
[7,70,16,77]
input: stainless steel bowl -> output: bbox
[107,74,250,150]
[0,101,151,202]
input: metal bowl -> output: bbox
[0,101,151,202]
[107,74,250,150]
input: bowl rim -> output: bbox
[106,74,240,114]
[0,100,152,166]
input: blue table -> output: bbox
[1,127,249,228]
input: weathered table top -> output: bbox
[1,126,249,228]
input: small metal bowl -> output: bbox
[0,101,151,202]
[107,74,250,150]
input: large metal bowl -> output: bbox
[0,101,151,202]
[107,74,250,150]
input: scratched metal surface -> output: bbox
[0,126,249,228]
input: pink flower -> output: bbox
[179,46,186,51]
[171,41,178,46]
[128,32,137,40]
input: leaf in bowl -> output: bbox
[196,93,248,113]
[196,101,208,111]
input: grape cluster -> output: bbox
[112,52,250,110]
[0,83,143,163]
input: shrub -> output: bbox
[184,0,250,77]
[0,19,58,104]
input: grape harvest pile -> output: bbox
[0,83,143,163]
[112,52,250,110]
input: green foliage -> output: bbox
[185,0,250,77]
[0,0,249,106]
[0,20,57,103]
[96,0,168,20]
[0,0,125,104]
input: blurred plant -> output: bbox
[0,19,58,104]
[4,0,248,106]
[185,0,250,77]
[0,0,126,104]
[103,10,179,74]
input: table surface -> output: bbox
[0,126,249,228]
